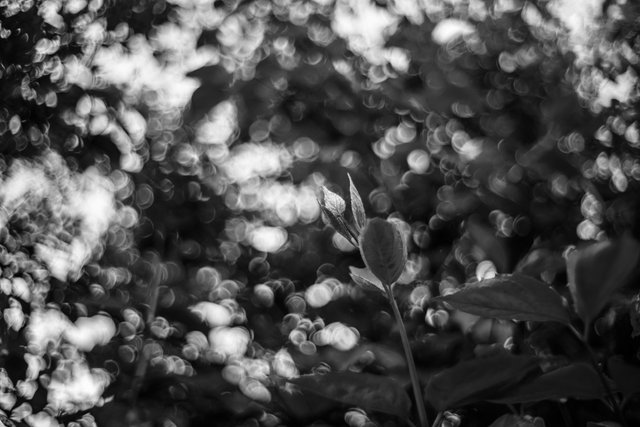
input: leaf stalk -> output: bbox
[568,324,628,427]
[386,284,429,427]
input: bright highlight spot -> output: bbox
[64,315,117,352]
[432,19,475,45]
[305,283,333,308]
[208,326,251,361]
[250,226,288,253]
[190,302,233,327]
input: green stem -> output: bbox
[386,285,429,427]
[568,325,628,427]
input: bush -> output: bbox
[1,0,640,426]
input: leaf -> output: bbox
[489,363,606,404]
[349,266,385,293]
[489,414,543,427]
[586,422,623,427]
[320,186,346,217]
[514,248,565,281]
[467,217,510,273]
[318,187,355,243]
[425,354,540,411]
[274,383,335,422]
[608,356,640,399]
[359,218,407,286]
[289,371,410,418]
[434,274,571,324]
[348,173,366,233]
[567,234,640,324]
[630,293,640,338]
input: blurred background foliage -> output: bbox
[1,0,640,426]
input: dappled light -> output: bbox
[1,0,640,425]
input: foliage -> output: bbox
[1,0,640,427]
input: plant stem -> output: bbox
[386,285,429,427]
[558,401,574,427]
[432,412,443,427]
[568,324,628,427]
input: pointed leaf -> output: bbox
[318,187,353,241]
[349,266,385,293]
[289,371,410,418]
[489,363,606,404]
[318,205,351,240]
[320,186,346,217]
[608,356,640,399]
[425,355,540,411]
[567,234,640,324]
[434,274,570,324]
[359,218,407,286]
[489,414,543,427]
[348,174,366,233]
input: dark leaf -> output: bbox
[489,414,543,427]
[289,371,411,418]
[185,64,233,86]
[467,217,510,273]
[434,274,571,324]
[274,383,335,422]
[586,422,623,427]
[413,333,465,366]
[359,218,407,286]
[489,363,606,404]
[348,173,366,233]
[425,354,540,411]
[608,356,640,399]
[349,266,385,292]
[631,293,640,338]
[567,234,640,324]
[514,248,565,281]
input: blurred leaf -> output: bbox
[608,356,640,399]
[467,217,510,273]
[434,274,571,324]
[413,333,465,366]
[219,390,264,417]
[567,235,640,325]
[489,414,544,427]
[347,173,366,233]
[514,248,565,281]
[359,218,407,286]
[586,422,623,427]
[289,371,411,418]
[631,293,640,338]
[349,266,384,293]
[425,354,540,411]
[274,383,335,422]
[489,363,606,404]
[185,64,233,86]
